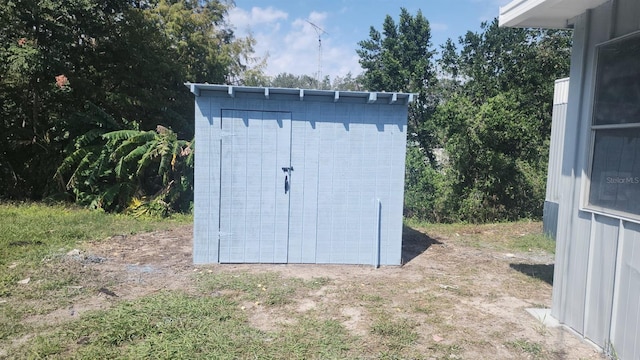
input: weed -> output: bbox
[0,305,26,340]
[506,338,544,358]
[429,342,463,358]
[371,314,419,350]
[359,293,384,303]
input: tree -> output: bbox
[269,73,317,89]
[0,0,256,207]
[331,72,364,91]
[432,19,572,222]
[356,7,439,163]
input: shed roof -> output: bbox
[499,0,610,28]
[186,83,415,105]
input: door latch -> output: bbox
[282,166,293,194]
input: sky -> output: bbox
[228,0,513,81]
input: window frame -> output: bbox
[583,30,640,221]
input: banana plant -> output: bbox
[56,107,193,216]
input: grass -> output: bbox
[405,218,556,254]
[0,202,191,267]
[1,203,572,359]
[11,291,355,359]
[371,315,419,349]
[506,338,545,358]
[197,271,331,306]
[0,202,191,342]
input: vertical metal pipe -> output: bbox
[375,199,382,268]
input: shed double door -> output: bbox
[218,109,292,263]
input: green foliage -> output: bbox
[0,0,256,205]
[56,116,194,216]
[403,145,448,221]
[357,8,439,162]
[365,15,572,223]
[430,91,550,222]
[259,71,364,90]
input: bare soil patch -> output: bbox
[19,223,604,359]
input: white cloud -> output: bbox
[234,7,362,80]
[228,6,288,34]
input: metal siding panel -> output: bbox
[330,104,349,264]
[377,118,394,265]
[359,119,379,265]
[258,117,277,262]
[301,118,320,263]
[553,8,605,336]
[315,120,335,263]
[552,11,590,322]
[229,110,248,262]
[614,222,640,360]
[584,215,619,346]
[273,111,291,263]
[556,211,592,334]
[217,109,235,262]
[543,201,559,238]
[244,113,263,262]
[387,108,408,265]
[287,117,307,263]
[193,97,216,264]
[345,104,366,263]
[546,78,569,203]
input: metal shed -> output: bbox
[501,0,640,358]
[543,77,570,239]
[189,84,414,265]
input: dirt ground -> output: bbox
[24,224,605,359]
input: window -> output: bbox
[588,31,640,217]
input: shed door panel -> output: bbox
[219,110,291,263]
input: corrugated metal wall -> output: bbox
[543,78,570,238]
[192,86,409,266]
[551,1,640,358]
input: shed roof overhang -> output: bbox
[186,83,416,105]
[499,0,610,28]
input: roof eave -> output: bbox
[184,83,417,104]
[499,0,609,29]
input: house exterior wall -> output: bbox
[192,86,409,266]
[552,1,640,357]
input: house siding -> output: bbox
[551,1,640,358]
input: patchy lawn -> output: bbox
[0,204,603,359]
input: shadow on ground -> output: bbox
[509,263,554,286]
[401,225,441,265]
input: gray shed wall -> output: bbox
[543,78,570,239]
[551,1,640,358]
[192,86,409,266]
